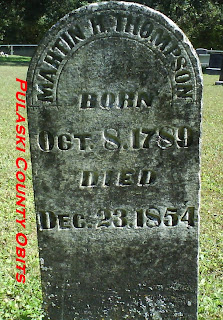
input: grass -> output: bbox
[199,75,223,319]
[0,57,222,319]
[0,55,31,66]
[0,58,43,320]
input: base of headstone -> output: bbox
[205,68,221,75]
[215,81,223,85]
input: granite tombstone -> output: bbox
[215,58,223,85]
[196,48,210,70]
[196,48,207,55]
[27,2,202,319]
[206,52,223,75]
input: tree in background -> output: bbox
[0,0,82,44]
[134,0,223,49]
[0,0,222,49]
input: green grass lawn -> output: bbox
[0,55,31,66]
[199,75,223,319]
[0,59,222,319]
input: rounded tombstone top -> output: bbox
[27,1,202,111]
[196,48,208,55]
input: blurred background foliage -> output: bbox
[0,0,222,49]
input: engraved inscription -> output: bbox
[80,169,156,187]
[96,208,128,228]
[80,91,153,109]
[33,11,195,104]
[103,126,193,150]
[37,127,193,152]
[38,131,92,152]
[37,206,195,231]
[37,24,86,102]
[136,207,195,227]
[173,58,193,98]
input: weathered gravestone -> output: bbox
[196,48,207,55]
[215,59,223,85]
[196,48,210,70]
[206,52,223,75]
[27,2,202,319]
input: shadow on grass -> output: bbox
[0,61,29,67]
[16,316,44,320]
[0,56,31,67]
[15,313,44,320]
[0,61,30,66]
